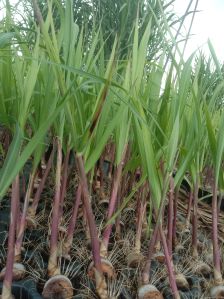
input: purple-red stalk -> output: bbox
[48,139,62,277]
[101,146,127,255]
[142,222,159,284]
[159,225,180,299]
[142,189,168,285]
[76,154,102,273]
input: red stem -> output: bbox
[159,225,180,299]
[142,186,168,284]
[76,154,102,273]
[2,175,20,298]
[142,223,159,284]
[101,146,127,253]
[48,139,62,277]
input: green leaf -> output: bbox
[0,32,15,48]
[166,111,179,171]
[215,111,224,183]
[204,105,217,166]
[0,125,23,197]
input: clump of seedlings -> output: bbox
[1,0,224,299]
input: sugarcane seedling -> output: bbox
[42,139,73,299]
[76,154,114,299]
[139,219,163,299]
[0,175,21,299]
[139,180,179,299]
[100,146,127,258]
[159,225,180,299]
